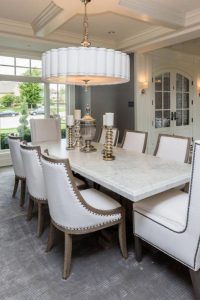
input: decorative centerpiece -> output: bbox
[103,113,115,161]
[66,115,75,150]
[73,109,83,148]
[80,105,97,152]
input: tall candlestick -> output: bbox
[67,115,74,126]
[74,109,81,120]
[105,112,114,127]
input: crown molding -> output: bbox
[32,1,63,36]
[117,27,173,51]
[185,8,200,26]
[119,0,185,29]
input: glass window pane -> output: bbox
[155,75,162,91]
[16,58,30,67]
[176,73,182,92]
[16,67,30,76]
[183,77,189,92]
[0,56,14,66]
[176,110,182,126]
[164,92,170,109]
[183,110,189,125]
[176,93,182,109]
[155,111,162,128]
[164,72,170,91]
[155,92,162,109]
[31,59,41,68]
[0,66,14,75]
[183,93,189,108]
[31,68,41,76]
[163,110,170,127]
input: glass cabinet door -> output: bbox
[176,73,189,127]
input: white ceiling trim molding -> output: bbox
[119,0,185,29]
[131,23,200,53]
[185,8,200,27]
[117,27,173,51]
[0,18,33,36]
[32,1,63,36]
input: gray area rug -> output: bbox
[0,167,194,300]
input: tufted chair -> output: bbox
[20,144,48,237]
[8,135,26,207]
[41,155,127,279]
[154,134,191,163]
[30,118,61,144]
[133,140,200,299]
[98,127,119,146]
[121,130,148,153]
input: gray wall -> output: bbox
[75,53,134,142]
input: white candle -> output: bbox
[74,109,81,120]
[105,113,114,127]
[103,114,106,126]
[67,115,74,126]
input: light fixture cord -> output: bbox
[81,0,91,47]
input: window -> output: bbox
[0,56,41,77]
[50,84,66,132]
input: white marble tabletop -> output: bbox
[36,139,191,202]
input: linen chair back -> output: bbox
[154,134,191,163]
[30,118,61,143]
[20,144,46,200]
[41,155,120,230]
[8,135,25,178]
[98,127,119,146]
[122,130,148,153]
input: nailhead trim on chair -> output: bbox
[134,142,200,271]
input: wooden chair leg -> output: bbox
[63,233,72,280]
[189,268,200,299]
[37,202,44,237]
[134,236,142,262]
[27,197,34,221]
[46,221,55,252]
[118,211,128,259]
[12,176,19,198]
[20,179,26,207]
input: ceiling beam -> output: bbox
[119,0,185,29]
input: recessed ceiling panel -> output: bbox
[60,12,152,41]
[153,0,200,13]
[0,0,51,23]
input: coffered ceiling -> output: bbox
[0,0,200,57]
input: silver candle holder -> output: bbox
[103,126,115,161]
[73,120,83,148]
[66,125,75,150]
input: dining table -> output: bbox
[34,139,191,203]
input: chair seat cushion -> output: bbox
[80,188,121,211]
[74,177,85,188]
[133,189,189,232]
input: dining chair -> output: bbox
[154,134,191,163]
[121,130,148,153]
[30,118,61,144]
[98,127,119,146]
[8,134,26,207]
[133,140,200,299]
[41,154,127,279]
[20,143,48,237]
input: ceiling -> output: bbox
[0,0,200,57]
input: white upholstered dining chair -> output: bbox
[154,134,191,163]
[133,140,200,299]
[121,130,148,153]
[20,144,47,237]
[8,134,26,207]
[30,118,61,144]
[41,155,127,279]
[98,127,119,146]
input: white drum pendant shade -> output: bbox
[42,47,130,86]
